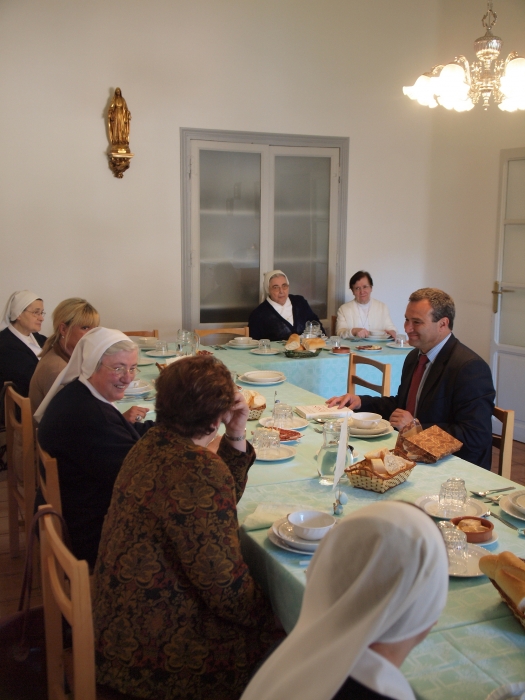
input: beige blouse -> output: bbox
[29,345,68,413]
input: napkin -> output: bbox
[332,410,350,491]
[242,503,312,531]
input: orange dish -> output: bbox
[450,516,494,543]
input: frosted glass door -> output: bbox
[199,150,261,323]
[274,156,330,319]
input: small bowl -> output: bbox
[450,516,494,543]
[352,412,382,429]
[331,346,350,354]
[232,336,253,345]
[287,510,336,541]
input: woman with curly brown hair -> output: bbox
[92,355,284,700]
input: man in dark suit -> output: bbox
[327,288,496,469]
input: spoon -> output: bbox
[470,487,515,497]
[485,510,525,536]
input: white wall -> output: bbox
[0,0,524,361]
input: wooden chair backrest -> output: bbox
[330,315,337,336]
[123,330,159,338]
[195,327,249,346]
[36,438,62,515]
[5,385,36,558]
[347,354,391,397]
[492,406,515,480]
[39,507,96,700]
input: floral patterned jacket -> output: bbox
[92,425,283,700]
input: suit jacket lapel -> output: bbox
[417,335,457,407]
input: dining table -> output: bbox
[121,344,525,700]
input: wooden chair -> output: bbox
[195,327,249,346]
[330,315,337,336]
[347,353,391,397]
[5,385,36,558]
[492,406,515,480]
[36,438,62,515]
[123,330,159,338]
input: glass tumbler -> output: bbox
[155,340,169,355]
[439,478,468,517]
[441,527,468,573]
[258,339,271,353]
[330,336,341,348]
[318,421,352,486]
[272,403,294,430]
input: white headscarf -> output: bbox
[0,290,41,330]
[241,501,448,700]
[262,270,289,301]
[34,327,132,422]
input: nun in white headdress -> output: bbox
[0,290,47,399]
[248,270,326,341]
[241,501,448,700]
[35,327,154,569]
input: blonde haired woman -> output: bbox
[29,298,100,412]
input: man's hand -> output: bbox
[352,328,370,338]
[326,394,362,410]
[389,408,414,430]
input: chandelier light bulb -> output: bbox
[403,1,525,112]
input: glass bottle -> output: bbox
[318,421,352,486]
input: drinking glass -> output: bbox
[304,321,314,336]
[258,339,271,353]
[438,478,467,517]
[155,340,169,355]
[177,329,193,355]
[310,322,321,337]
[441,527,468,573]
[251,428,280,457]
[330,335,341,348]
[318,421,352,486]
[395,333,408,347]
[272,403,294,429]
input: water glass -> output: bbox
[438,478,468,517]
[304,321,314,336]
[258,339,271,353]
[395,334,408,347]
[177,329,193,355]
[330,335,341,348]
[272,403,294,429]
[251,428,280,457]
[441,527,468,573]
[310,321,321,337]
[155,340,169,354]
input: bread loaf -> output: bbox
[302,337,326,351]
[285,333,302,351]
[479,551,525,612]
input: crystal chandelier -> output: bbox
[403,2,525,112]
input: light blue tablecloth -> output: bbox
[124,346,525,700]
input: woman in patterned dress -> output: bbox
[93,355,284,700]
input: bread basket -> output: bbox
[345,452,415,493]
[248,406,266,421]
[284,348,322,359]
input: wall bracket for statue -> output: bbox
[107,87,134,178]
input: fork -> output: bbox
[486,510,525,536]
[484,494,505,503]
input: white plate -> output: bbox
[368,333,389,340]
[415,494,487,519]
[227,340,259,349]
[255,446,296,462]
[241,377,286,386]
[259,416,308,430]
[448,543,487,577]
[348,418,391,436]
[137,357,155,365]
[267,528,314,556]
[249,348,282,355]
[385,342,411,350]
[124,382,154,397]
[274,518,319,552]
[478,531,499,547]
[242,370,285,382]
[507,489,525,515]
[145,350,180,357]
[499,495,525,522]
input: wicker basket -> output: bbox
[345,455,416,493]
[488,566,525,631]
[248,406,266,421]
[284,348,322,358]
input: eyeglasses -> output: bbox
[101,364,140,377]
[270,283,289,292]
[352,285,371,292]
[26,310,46,317]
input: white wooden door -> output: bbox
[491,148,525,442]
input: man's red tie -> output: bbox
[406,354,429,417]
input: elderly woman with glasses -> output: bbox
[336,271,397,339]
[0,290,47,401]
[35,327,153,569]
[249,270,325,341]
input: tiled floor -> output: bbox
[1,441,525,617]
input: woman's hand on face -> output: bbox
[123,406,149,424]
[222,391,249,436]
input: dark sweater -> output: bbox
[0,327,46,398]
[249,295,326,341]
[38,379,153,568]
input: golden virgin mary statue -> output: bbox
[107,87,133,178]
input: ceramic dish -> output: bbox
[273,517,319,552]
[227,340,259,349]
[255,446,296,462]
[330,347,350,355]
[124,380,154,396]
[354,345,383,352]
[145,350,180,357]
[259,415,308,430]
[448,543,487,577]
[507,489,525,515]
[267,527,314,556]
[499,495,525,522]
[450,516,494,543]
[385,342,411,350]
[249,348,282,355]
[241,371,285,383]
[348,424,394,438]
[415,494,487,520]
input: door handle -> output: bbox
[492,281,515,313]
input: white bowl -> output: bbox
[231,336,253,345]
[368,331,388,338]
[287,510,336,541]
[352,412,382,428]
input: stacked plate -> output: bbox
[239,370,286,385]
[500,492,525,521]
[133,336,158,349]
[259,415,308,430]
[227,339,259,349]
[268,516,319,555]
[124,380,153,397]
[414,494,487,520]
[368,331,389,341]
[348,418,393,438]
